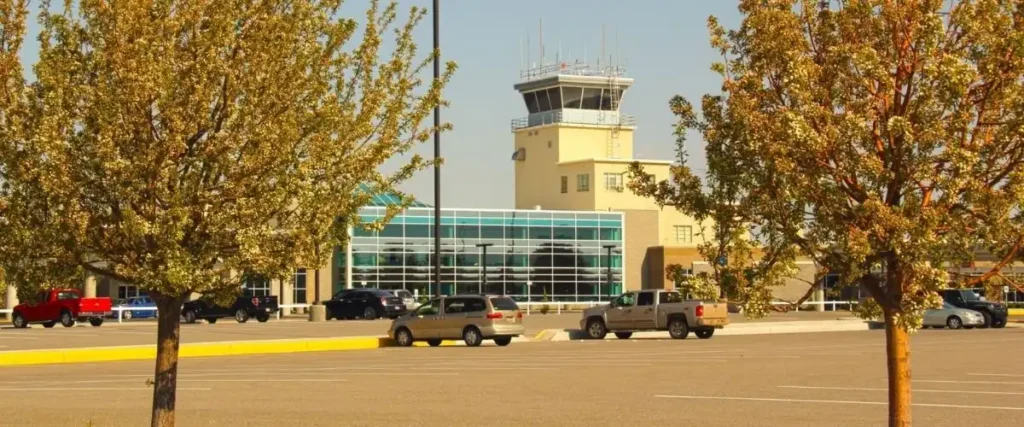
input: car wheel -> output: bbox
[235,309,249,323]
[183,310,198,324]
[614,332,633,340]
[89,317,104,327]
[946,316,963,330]
[696,329,715,339]
[256,314,270,323]
[122,310,133,321]
[427,339,442,347]
[12,312,28,329]
[206,318,218,324]
[494,337,512,346]
[586,318,607,340]
[363,307,378,320]
[992,318,1007,329]
[60,310,75,328]
[42,321,56,328]
[668,318,689,339]
[463,326,483,347]
[979,311,992,328]
[395,328,414,347]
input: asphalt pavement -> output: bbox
[1,328,1021,426]
[0,311,856,351]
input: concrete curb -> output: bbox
[541,319,877,341]
[1009,308,1024,316]
[0,335,532,368]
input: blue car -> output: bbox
[118,296,157,320]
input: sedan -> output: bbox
[922,302,985,330]
[118,296,158,320]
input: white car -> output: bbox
[923,302,985,330]
[391,289,420,311]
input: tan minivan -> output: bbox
[389,295,524,347]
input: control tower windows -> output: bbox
[581,88,602,109]
[561,87,583,109]
[523,91,539,114]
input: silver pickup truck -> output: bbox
[580,290,729,339]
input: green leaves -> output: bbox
[632,0,1024,330]
[0,0,452,300]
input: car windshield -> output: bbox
[942,302,956,310]
[962,291,980,301]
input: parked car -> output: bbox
[117,295,158,320]
[922,302,985,329]
[389,295,524,347]
[391,289,420,310]
[941,289,1008,328]
[11,289,113,328]
[324,288,406,320]
[580,290,729,340]
[181,295,279,324]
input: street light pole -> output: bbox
[603,245,616,298]
[432,0,442,298]
[476,243,493,295]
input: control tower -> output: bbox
[510,57,708,291]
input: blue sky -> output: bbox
[19,0,743,208]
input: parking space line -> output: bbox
[778,386,1024,396]
[914,379,1024,385]
[969,373,1024,378]
[654,395,1024,411]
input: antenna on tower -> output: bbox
[600,24,606,69]
[539,18,544,65]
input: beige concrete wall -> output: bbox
[514,126,565,210]
[556,126,635,161]
[616,209,659,291]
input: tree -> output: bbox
[0,1,453,426]
[629,1,1024,426]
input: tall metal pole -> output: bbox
[432,0,442,298]
[481,245,487,294]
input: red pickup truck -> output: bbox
[11,289,113,328]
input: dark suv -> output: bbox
[324,288,406,320]
[940,289,1008,328]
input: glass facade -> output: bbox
[335,207,624,302]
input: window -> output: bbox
[536,89,552,111]
[577,174,590,192]
[293,269,307,304]
[659,291,684,304]
[58,291,80,301]
[674,225,693,243]
[443,297,468,314]
[117,285,140,300]
[561,86,583,109]
[547,87,562,109]
[416,299,441,316]
[243,277,270,297]
[523,91,539,114]
[560,176,568,193]
[637,292,655,306]
[604,173,623,191]
[490,297,520,311]
[581,88,602,109]
[463,298,487,313]
[614,293,636,307]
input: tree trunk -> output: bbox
[884,310,912,427]
[151,293,184,427]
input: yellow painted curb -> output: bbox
[1009,308,1024,316]
[0,336,394,368]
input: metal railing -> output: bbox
[510,110,637,131]
[770,300,860,311]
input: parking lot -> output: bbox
[2,328,1022,426]
[0,310,853,351]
